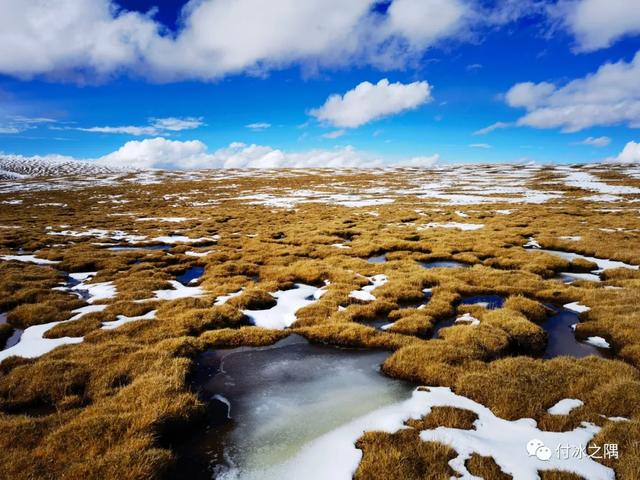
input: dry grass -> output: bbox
[0,166,639,478]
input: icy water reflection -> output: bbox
[182,334,412,479]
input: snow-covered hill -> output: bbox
[0,155,129,177]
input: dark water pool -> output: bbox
[419,260,469,269]
[177,266,205,285]
[542,307,606,359]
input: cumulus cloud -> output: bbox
[605,140,640,163]
[504,51,640,132]
[310,79,432,128]
[395,154,440,167]
[550,0,640,52]
[91,137,439,169]
[579,136,611,147]
[0,0,472,82]
[74,117,203,136]
[472,121,512,135]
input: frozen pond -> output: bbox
[179,334,412,479]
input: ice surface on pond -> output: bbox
[246,386,612,480]
[0,254,59,265]
[548,398,584,415]
[348,274,388,302]
[196,336,412,480]
[243,284,326,329]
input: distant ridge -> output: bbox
[0,155,132,178]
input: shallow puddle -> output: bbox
[367,254,387,264]
[459,294,504,309]
[542,307,607,359]
[176,266,205,285]
[179,334,412,479]
[419,260,469,269]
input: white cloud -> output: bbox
[472,121,512,135]
[579,136,611,147]
[74,116,203,136]
[92,137,439,169]
[395,154,440,167]
[0,0,472,81]
[550,0,640,52]
[150,117,204,131]
[0,116,56,134]
[469,143,492,149]
[310,79,432,128]
[245,122,271,130]
[606,140,640,163]
[505,51,640,132]
[322,130,346,139]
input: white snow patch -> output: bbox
[152,235,219,244]
[559,236,582,241]
[418,222,484,231]
[153,280,204,301]
[348,274,388,302]
[101,310,156,330]
[564,302,591,314]
[585,336,610,349]
[331,243,351,249]
[533,249,639,272]
[524,237,541,249]
[0,254,59,265]
[214,289,244,306]
[548,398,584,415]
[455,312,480,326]
[243,283,326,329]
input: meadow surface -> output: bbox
[1,163,639,479]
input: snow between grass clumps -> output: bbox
[101,310,156,330]
[243,283,327,329]
[418,222,484,231]
[153,280,205,300]
[256,387,612,480]
[0,254,59,265]
[564,302,591,314]
[585,336,610,349]
[548,398,584,415]
[348,275,388,302]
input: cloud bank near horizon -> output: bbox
[2,137,441,170]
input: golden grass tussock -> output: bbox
[406,406,478,431]
[355,429,457,480]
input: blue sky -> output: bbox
[0,0,639,168]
